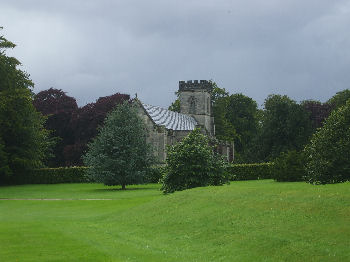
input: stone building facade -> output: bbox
[136,80,234,163]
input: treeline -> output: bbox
[210,83,350,163]
[33,89,130,167]
[1,28,52,184]
[39,84,350,168]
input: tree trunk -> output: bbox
[121,184,126,190]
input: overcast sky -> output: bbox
[1,0,350,107]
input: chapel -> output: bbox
[136,80,234,163]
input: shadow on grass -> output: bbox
[93,187,157,192]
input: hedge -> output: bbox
[227,163,274,181]
[12,163,274,184]
[19,167,90,184]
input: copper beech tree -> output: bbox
[34,88,130,167]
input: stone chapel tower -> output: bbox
[178,80,215,135]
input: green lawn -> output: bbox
[0,180,349,262]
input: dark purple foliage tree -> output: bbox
[70,93,130,165]
[34,88,78,166]
[34,88,130,167]
[302,100,332,130]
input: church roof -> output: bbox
[142,103,197,131]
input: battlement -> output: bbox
[179,80,213,92]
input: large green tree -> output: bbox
[0,28,52,183]
[305,100,350,184]
[211,83,260,162]
[0,28,33,91]
[257,95,312,161]
[327,89,350,110]
[83,101,154,189]
[211,83,237,142]
[225,93,259,162]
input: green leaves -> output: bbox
[258,94,313,161]
[0,30,52,184]
[272,150,306,182]
[83,102,154,188]
[304,100,350,184]
[327,89,350,110]
[168,98,180,112]
[161,129,228,193]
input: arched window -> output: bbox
[189,96,196,114]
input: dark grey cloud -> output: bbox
[1,0,350,107]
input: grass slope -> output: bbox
[0,181,349,261]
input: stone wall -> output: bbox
[136,102,168,162]
[178,80,214,136]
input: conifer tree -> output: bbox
[83,101,153,189]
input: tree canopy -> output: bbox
[0,28,51,184]
[225,93,259,162]
[0,29,33,92]
[33,88,78,167]
[33,89,130,167]
[257,95,312,161]
[301,100,332,130]
[327,89,350,110]
[305,100,350,184]
[83,101,153,189]
[161,128,228,193]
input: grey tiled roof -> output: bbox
[142,103,197,131]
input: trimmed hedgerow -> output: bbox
[20,167,90,184]
[228,163,274,181]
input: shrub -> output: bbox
[272,150,306,182]
[17,167,90,184]
[304,100,350,184]
[144,165,165,183]
[228,163,273,181]
[161,129,229,193]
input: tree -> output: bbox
[70,93,130,166]
[302,100,332,130]
[210,82,238,144]
[210,83,260,162]
[257,95,313,161]
[33,89,130,167]
[83,101,153,189]
[213,96,237,141]
[272,150,306,182]
[304,100,350,184]
[161,128,228,193]
[225,94,259,162]
[0,137,10,179]
[327,89,350,110]
[0,28,33,91]
[34,88,78,167]
[168,98,180,112]
[0,28,52,184]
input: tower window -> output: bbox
[189,96,196,114]
[207,98,210,114]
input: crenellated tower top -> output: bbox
[178,80,213,92]
[178,79,214,135]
